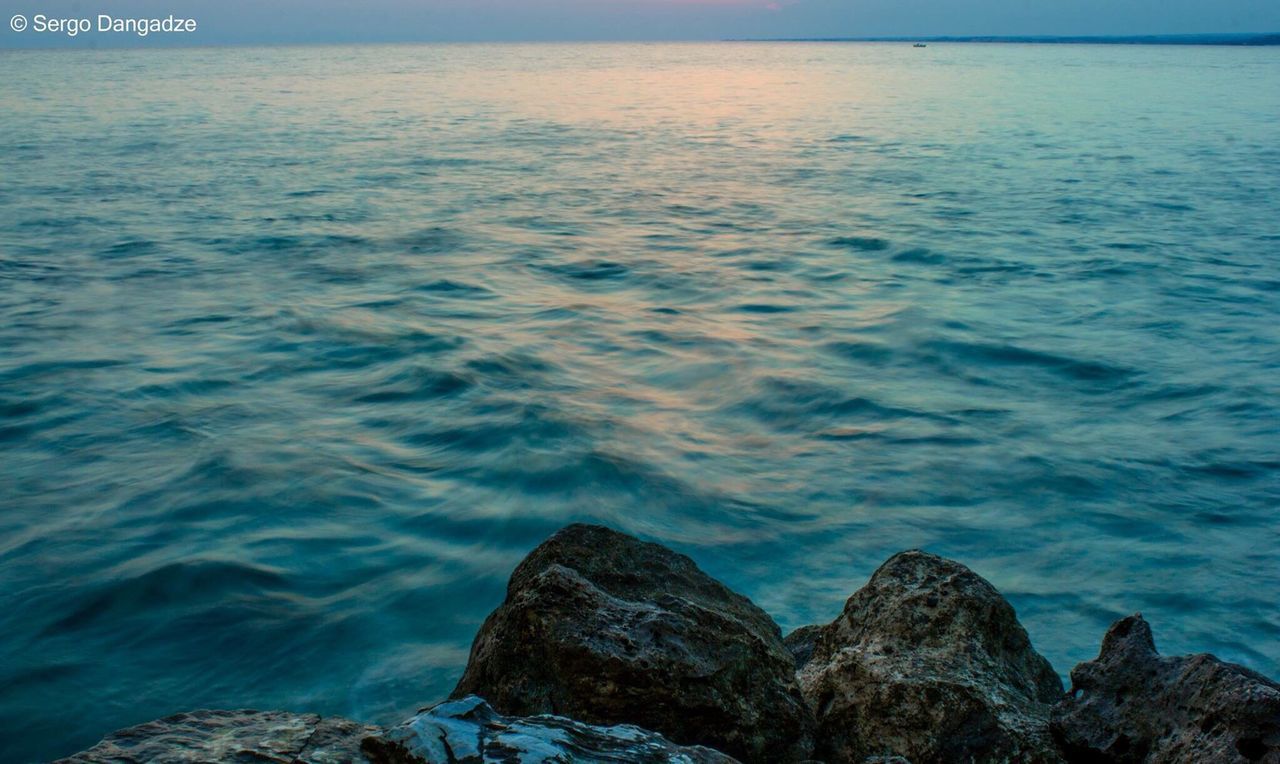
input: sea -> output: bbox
[1,41,1277,762]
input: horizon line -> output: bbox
[4,32,1279,52]
[729,32,1280,45]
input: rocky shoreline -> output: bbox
[62,524,1280,763]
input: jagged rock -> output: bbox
[451,524,814,762]
[797,550,1064,763]
[58,710,378,763]
[785,625,824,671]
[1051,614,1280,763]
[363,695,739,763]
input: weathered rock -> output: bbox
[785,625,825,671]
[798,550,1064,763]
[58,709,378,763]
[451,524,815,762]
[363,695,739,763]
[1051,614,1280,763]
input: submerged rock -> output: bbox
[797,550,1064,763]
[1051,614,1280,763]
[58,709,378,763]
[451,523,814,762]
[363,695,739,763]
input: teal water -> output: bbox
[1,42,1278,762]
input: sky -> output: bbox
[3,0,1278,47]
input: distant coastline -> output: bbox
[729,33,1280,46]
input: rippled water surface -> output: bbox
[2,42,1278,761]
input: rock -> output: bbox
[785,625,824,671]
[451,524,815,762]
[363,695,739,763]
[797,550,1064,763]
[1051,614,1280,763]
[58,710,378,763]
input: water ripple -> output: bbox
[1,41,1278,763]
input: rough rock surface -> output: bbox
[451,524,814,762]
[1051,614,1280,763]
[58,709,379,763]
[784,625,824,671]
[797,550,1064,763]
[364,695,739,763]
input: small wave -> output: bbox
[813,426,979,447]
[97,240,159,259]
[0,396,47,419]
[1181,459,1279,481]
[465,353,558,388]
[0,422,36,443]
[829,236,891,252]
[406,156,484,169]
[735,303,795,314]
[742,258,794,272]
[43,560,289,636]
[397,227,466,254]
[538,260,630,282]
[823,340,895,365]
[0,359,126,384]
[416,279,494,298]
[403,405,581,455]
[129,377,236,400]
[224,233,373,256]
[168,314,236,327]
[925,339,1133,384]
[735,376,947,431]
[892,248,947,265]
[354,366,475,403]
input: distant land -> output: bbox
[731,34,1280,46]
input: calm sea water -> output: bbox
[1,41,1278,762]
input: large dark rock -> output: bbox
[797,550,1064,763]
[1051,614,1280,763]
[451,524,814,762]
[364,695,739,763]
[58,710,379,763]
